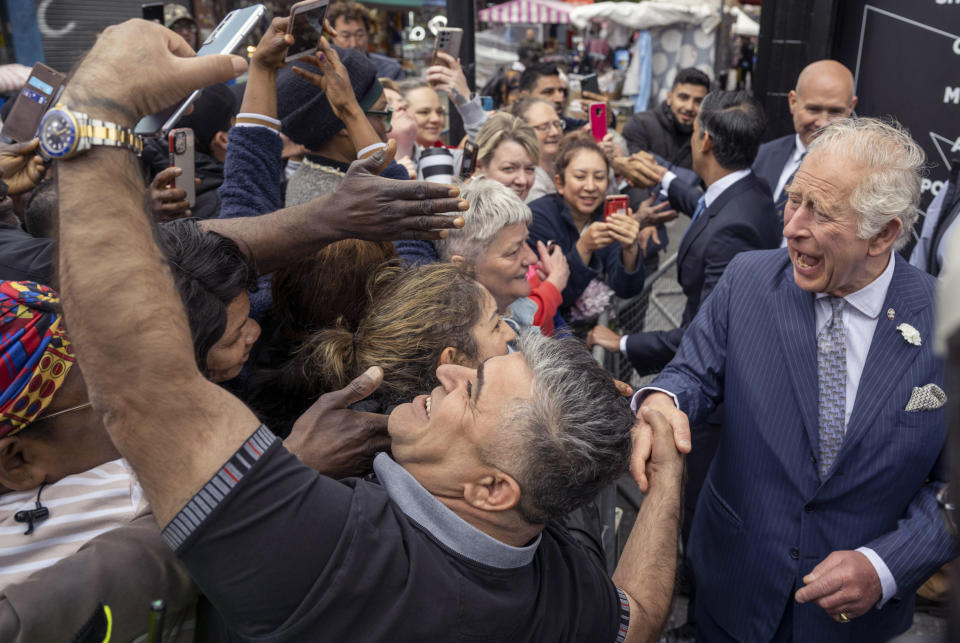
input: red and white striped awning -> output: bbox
[478,0,575,25]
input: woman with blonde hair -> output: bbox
[474,113,540,202]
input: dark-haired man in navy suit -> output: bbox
[753,60,857,228]
[588,90,779,373]
[632,117,957,642]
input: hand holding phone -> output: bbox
[460,140,478,179]
[286,0,330,62]
[580,73,599,96]
[135,4,266,136]
[169,128,196,208]
[433,28,463,64]
[589,103,607,142]
[1,63,67,143]
[604,195,628,222]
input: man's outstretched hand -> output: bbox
[795,550,883,623]
[633,392,691,492]
[285,366,392,478]
[61,18,247,126]
[324,140,469,241]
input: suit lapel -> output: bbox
[771,261,820,455]
[834,258,931,467]
[678,174,754,269]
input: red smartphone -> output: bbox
[604,195,628,221]
[589,102,607,142]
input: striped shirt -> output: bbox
[0,459,147,588]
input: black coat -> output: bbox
[623,172,780,374]
[621,101,693,169]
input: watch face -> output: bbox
[39,110,78,158]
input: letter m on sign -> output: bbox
[946,87,960,104]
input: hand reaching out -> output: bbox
[634,194,677,228]
[586,324,622,353]
[250,17,294,72]
[285,366,392,478]
[633,392,692,491]
[535,240,570,293]
[426,51,471,106]
[148,166,192,221]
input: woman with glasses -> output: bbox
[512,98,566,203]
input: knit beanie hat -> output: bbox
[277,45,382,151]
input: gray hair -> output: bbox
[806,117,924,251]
[398,78,431,97]
[485,330,633,524]
[434,177,532,264]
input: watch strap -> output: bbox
[78,116,143,155]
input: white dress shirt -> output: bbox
[773,134,807,201]
[634,252,899,606]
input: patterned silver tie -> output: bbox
[817,297,846,480]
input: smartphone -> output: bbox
[433,27,463,63]
[460,140,478,179]
[589,102,607,142]
[286,0,329,62]
[141,2,164,23]
[604,195,628,221]
[169,128,196,207]
[580,73,599,96]
[1,63,67,142]
[135,4,266,136]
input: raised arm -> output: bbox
[56,20,262,526]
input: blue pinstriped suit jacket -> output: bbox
[652,249,955,642]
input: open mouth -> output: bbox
[794,251,822,272]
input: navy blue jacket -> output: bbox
[752,133,795,197]
[624,171,779,373]
[527,194,645,307]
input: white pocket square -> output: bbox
[905,383,947,412]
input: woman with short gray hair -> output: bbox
[436,178,570,335]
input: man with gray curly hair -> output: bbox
[635,117,957,642]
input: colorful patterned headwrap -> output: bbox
[0,281,75,437]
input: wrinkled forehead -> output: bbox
[791,149,862,210]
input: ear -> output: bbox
[0,437,47,491]
[699,129,713,155]
[449,255,466,266]
[665,88,673,105]
[438,346,458,365]
[868,217,902,256]
[849,95,858,113]
[463,470,521,512]
[213,130,229,148]
[552,172,564,193]
[335,128,350,139]
[787,89,798,115]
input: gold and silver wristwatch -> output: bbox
[38,105,143,160]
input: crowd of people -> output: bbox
[0,2,955,642]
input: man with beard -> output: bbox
[622,68,710,170]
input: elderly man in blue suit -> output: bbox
[753,60,857,227]
[631,117,956,642]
